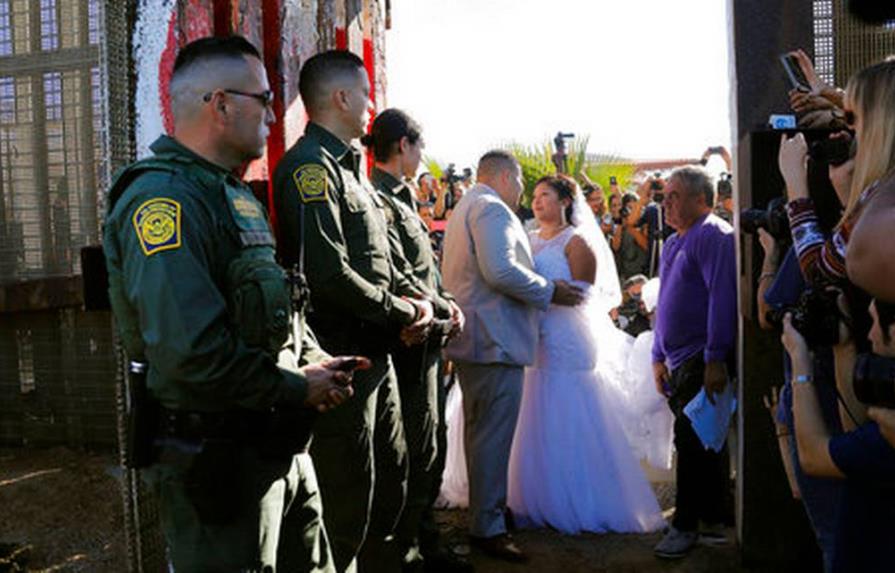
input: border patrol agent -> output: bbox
[361,109,469,573]
[273,51,434,573]
[104,37,352,573]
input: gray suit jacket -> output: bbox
[442,184,554,366]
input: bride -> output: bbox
[505,174,664,534]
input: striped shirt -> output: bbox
[786,182,881,288]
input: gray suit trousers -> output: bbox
[456,361,524,538]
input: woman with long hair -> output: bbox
[779,58,895,286]
[505,174,664,534]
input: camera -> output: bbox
[717,172,733,199]
[442,163,463,185]
[854,353,895,408]
[741,196,790,239]
[809,137,855,167]
[554,131,575,153]
[766,288,842,349]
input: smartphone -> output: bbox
[779,53,811,92]
[609,175,617,185]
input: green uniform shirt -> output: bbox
[104,135,313,412]
[370,167,453,319]
[273,122,420,330]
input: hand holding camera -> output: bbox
[781,313,812,371]
[778,133,810,201]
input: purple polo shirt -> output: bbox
[652,213,736,371]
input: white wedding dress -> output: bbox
[504,226,665,534]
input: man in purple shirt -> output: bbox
[651,166,737,560]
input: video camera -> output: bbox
[442,163,463,185]
[553,132,575,154]
[741,196,790,240]
[650,172,665,202]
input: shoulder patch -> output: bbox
[132,197,182,256]
[293,164,329,203]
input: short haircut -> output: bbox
[670,166,715,208]
[169,36,262,123]
[477,149,518,180]
[417,172,433,187]
[173,35,260,75]
[875,298,895,343]
[360,108,422,163]
[298,49,366,113]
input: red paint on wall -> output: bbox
[261,0,285,230]
[336,27,348,50]
[213,0,233,34]
[184,0,215,39]
[363,36,376,175]
[159,11,178,135]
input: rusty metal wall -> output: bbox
[0,0,120,452]
[0,307,118,446]
[0,0,104,283]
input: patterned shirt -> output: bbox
[786,182,881,288]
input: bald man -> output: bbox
[441,150,582,563]
[104,36,358,572]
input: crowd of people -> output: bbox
[101,32,895,573]
[753,48,895,573]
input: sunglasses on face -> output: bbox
[203,88,274,107]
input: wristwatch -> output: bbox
[794,374,814,385]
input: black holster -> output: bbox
[124,360,160,469]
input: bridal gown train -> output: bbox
[505,226,664,533]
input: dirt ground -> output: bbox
[1,447,746,573]
[0,448,125,572]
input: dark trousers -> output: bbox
[310,353,408,573]
[415,357,449,558]
[667,355,730,532]
[145,449,333,572]
[393,344,441,563]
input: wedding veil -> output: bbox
[570,191,622,312]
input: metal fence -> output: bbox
[0,0,118,447]
[832,0,895,86]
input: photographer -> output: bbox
[614,274,651,337]
[417,172,437,204]
[611,192,649,281]
[758,228,844,572]
[782,297,895,572]
[778,58,895,289]
[636,176,670,278]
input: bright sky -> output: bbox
[386,0,733,171]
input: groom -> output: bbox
[442,150,583,562]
